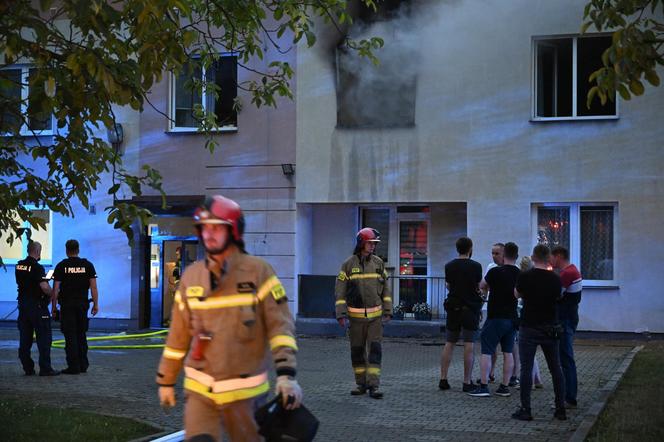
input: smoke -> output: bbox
[336,2,422,128]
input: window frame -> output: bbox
[167,53,238,133]
[1,65,55,137]
[531,33,620,122]
[531,202,618,287]
[0,205,54,266]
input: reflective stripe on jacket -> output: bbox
[156,251,297,403]
[335,254,392,319]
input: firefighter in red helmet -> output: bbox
[157,195,302,441]
[335,227,392,399]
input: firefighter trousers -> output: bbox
[184,391,265,442]
[349,317,383,388]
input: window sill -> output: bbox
[530,115,619,122]
[166,127,238,134]
[583,285,619,290]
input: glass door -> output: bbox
[397,220,428,312]
[150,238,200,328]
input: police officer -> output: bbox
[15,240,59,376]
[157,195,303,442]
[52,239,98,374]
[335,228,392,399]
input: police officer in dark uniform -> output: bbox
[15,240,59,376]
[52,239,99,374]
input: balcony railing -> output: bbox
[388,275,447,320]
[297,274,448,320]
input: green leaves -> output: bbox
[0,0,384,250]
[582,0,663,106]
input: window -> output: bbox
[533,203,617,285]
[170,55,238,131]
[0,207,53,265]
[361,208,390,263]
[0,67,53,135]
[533,35,617,119]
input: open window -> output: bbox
[533,35,617,120]
[169,55,238,131]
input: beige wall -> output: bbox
[296,0,664,331]
[133,38,298,308]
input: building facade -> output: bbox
[294,0,664,333]
[2,0,662,333]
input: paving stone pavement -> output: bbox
[0,329,634,441]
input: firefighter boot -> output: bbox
[350,385,367,396]
[369,387,384,399]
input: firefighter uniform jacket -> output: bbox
[156,251,298,405]
[335,254,392,320]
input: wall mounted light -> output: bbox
[107,123,124,155]
[281,163,295,176]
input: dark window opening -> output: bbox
[577,36,615,116]
[174,55,237,128]
[535,35,615,118]
[336,46,416,128]
[536,39,572,117]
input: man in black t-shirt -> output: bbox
[439,237,483,392]
[512,244,566,422]
[53,239,99,374]
[15,241,59,376]
[469,242,520,398]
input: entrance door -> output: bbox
[397,219,429,310]
[149,238,199,328]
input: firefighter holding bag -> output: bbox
[157,195,303,442]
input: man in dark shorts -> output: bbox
[439,237,483,392]
[512,245,566,421]
[469,242,520,398]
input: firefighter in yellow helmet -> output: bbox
[335,228,392,399]
[157,195,302,442]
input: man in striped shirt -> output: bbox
[551,246,583,409]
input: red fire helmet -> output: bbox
[356,227,381,245]
[193,195,245,241]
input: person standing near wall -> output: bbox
[157,195,302,441]
[512,245,566,421]
[439,237,483,392]
[335,227,392,399]
[15,241,59,376]
[52,239,99,374]
[551,246,583,408]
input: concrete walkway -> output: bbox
[0,329,635,441]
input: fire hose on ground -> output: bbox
[51,329,168,350]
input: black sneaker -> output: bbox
[468,384,491,397]
[368,387,383,399]
[511,406,533,421]
[350,385,367,396]
[438,379,451,390]
[39,370,60,377]
[61,367,81,375]
[508,376,520,387]
[554,407,567,420]
[495,384,511,397]
[462,381,476,393]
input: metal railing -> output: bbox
[388,275,447,320]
